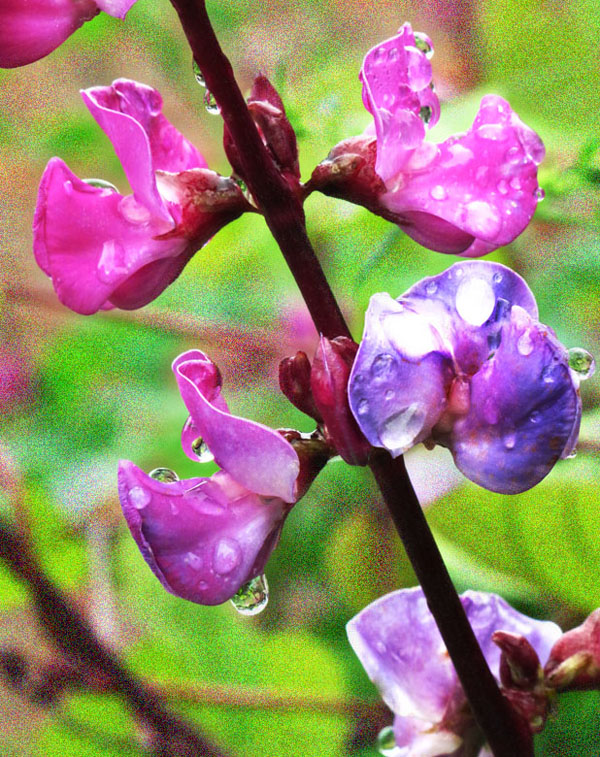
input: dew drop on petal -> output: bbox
[517,330,534,356]
[483,396,499,425]
[231,574,269,616]
[493,272,503,284]
[97,240,129,284]
[530,410,540,423]
[406,48,432,90]
[149,467,180,483]
[541,365,555,384]
[455,277,496,326]
[376,725,397,756]
[191,436,215,463]
[63,180,73,195]
[505,146,522,164]
[204,90,221,115]
[504,432,516,450]
[426,281,438,295]
[568,347,595,379]
[213,537,242,576]
[192,59,205,87]
[566,449,577,460]
[371,353,394,379]
[379,403,425,452]
[419,105,432,124]
[385,389,395,401]
[430,184,447,200]
[463,200,502,240]
[535,187,545,202]
[413,32,434,59]
[497,179,509,195]
[185,552,203,570]
[119,195,152,225]
[82,177,118,192]
[357,398,369,416]
[477,123,507,141]
[128,486,151,510]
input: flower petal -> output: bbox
[81,79,206,224]
[118,461,288,605]
[348,293,452,456]
[33,158,190,314]
[449,305,581,493]
[381,96,545,256]
[360,22,439,182]
[0,0,98,68]
[172,351,300,502]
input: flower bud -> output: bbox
[310,336,370,465]
[279,351,322,422]
[545,609,600,691]
[493,631,543,689]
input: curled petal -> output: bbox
[118,461,288,605]
[81,79,206,224]
[172,351,299,502]
[360,22,439,182]
[0,0,98,68]
[449,306,580,493]
[349,293,453,456]
[381,96,545,256]
[33,158,192,314]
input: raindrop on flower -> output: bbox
[568,347,595,379]
[128,486,151,510]
[517,330,534,356]
[413,32,434,59]
[82,178,118,192]
[535,187,545,201]
[213,537,242,576]
[430,184,446,201]
[419,105,432,124]
[530,410,540,423]
[379,403,425,452]
[376,725,397,756]
[149,467,180,483]
[426,281,438,295]
[231,574,269,616]
[566,449,577,459]
[192,59,205,87]
[192,436,215,463]
[504,432,516,450]
[204,90,221,115]
[357,398,369,415]
[371,353,394,378]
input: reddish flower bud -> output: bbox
[493,631,543,690]
[545,609,600,691]
[310,336,370,465]
[279,351,322,422]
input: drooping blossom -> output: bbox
[347,588,562,756]
[311,23,544,257]
[348,261,591,494]
[34,79,248,315]
[118,349,302,605]
[0,0,137,68]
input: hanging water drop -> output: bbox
[204,90,221,115]
[419,105,432,124]
[568,347,595,379]
[149,467,179,483]
[82,178,118,192]
[192,59,205,87]
[535,187,545,202]
[192,436,215,463]
[376,725,397,756]
[231,574,269,616]
[413,32,434,59]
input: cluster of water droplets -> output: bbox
[192,59,221,115]
[230,574,269,616]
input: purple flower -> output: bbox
[348,261,590,494]
[347,588,561,756]
[118,350,300,605]
[34,79,247,315]
[0,0,137,68]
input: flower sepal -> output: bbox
[544,609,600,692]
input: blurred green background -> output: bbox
[0,0,599,754]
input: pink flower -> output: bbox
[119,350,301,605]
[34,79,247,314]
[0,0,137,68]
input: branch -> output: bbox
[0,520,229,757]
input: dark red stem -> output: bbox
[167,2,532,754]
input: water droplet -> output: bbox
[504,432,516,450]
[204,90,221,115]
[413,32,434,59]
[63,180,73,195]
[510,176,522,191]
[128,486,151,510]
[231,574,269,616]
[506,146,522,164]
[463,200,502,239]
[426,281,438,295]
[357,398,369,415]
[385,389,395,401]
[477,124,506,141]
[213,538,242,576]
[82,177,118,192]
[375,640,387,654]
[455,277,495,326]
[541,365,555,384]
[430,184,446,201]
[119,195,152,225]
[371,353,394,379]
[191,437,214,463]
[566,449,577,460]
[497,179,509,195]
[419,105,432,124]
[517,330,534,356]
[185,552,203,570]
[149,467,179,483]
[535,187,545,201]
[97,240,129,284]
[170,502,179,516]
[454,267,464,278]
[483,397,499,425]
[192,59,205,87]
[530,410,540,423]
[379,403,425,452]
[387,47,399,62]
[376,725,397,755]
[493,272,503,284]
[568,347,595,379]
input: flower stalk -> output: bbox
[167,1,533,753]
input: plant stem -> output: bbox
[167,2,532,754]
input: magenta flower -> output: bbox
[0,0,137,68]
[347,588,561,756]
[118,350,300,605]
[311,23,544,257]
[348,261,591,494]
[34,79,247,315]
